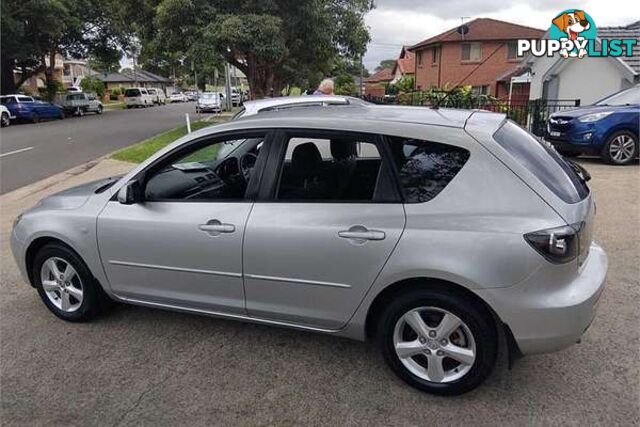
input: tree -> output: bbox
[1,0,133,96]
[79,75,105,97]
[374,59,396,72]
[144,0,374,99]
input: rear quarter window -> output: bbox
[493,121,588,203]
[125,89,140,97]
[387,136,470,203]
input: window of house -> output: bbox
[432,47,439,64]
[507,41,518,59]
[276,134,383,201]
[471,85,490,95]
[417,51,423,66]
[461,43,482,61]
[144,134,266,201]
[386,137,470,203]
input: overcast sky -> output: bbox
[363,0,637,71]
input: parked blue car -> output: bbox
[0,94,64,123]
[545,85,639,165]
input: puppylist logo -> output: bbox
[518,9,637,59]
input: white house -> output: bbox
[524,21,639,105]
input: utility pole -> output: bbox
[224,61,232,111]
[359,55,364,97]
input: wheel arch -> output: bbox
[363,277,521,361]
[25,236,85,288]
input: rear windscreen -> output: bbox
[125,89,140,97]
[493,121,589,203]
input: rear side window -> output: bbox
[387,137,470,203]
[493,121,588,203]
[125,89,140,97]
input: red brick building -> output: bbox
[364,67,393,98]
[409,18,544,98]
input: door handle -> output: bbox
[199,219,235,235]
[338,225,385,241]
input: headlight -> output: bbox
[578,111,613,123]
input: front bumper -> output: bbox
[197,104,221,112]
[545,119,604,153]
[10,225,30,285]
[477,243,608,354]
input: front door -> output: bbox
[243,131,405,329]
[97,132,269,313]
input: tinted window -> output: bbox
[124,89,140,97]
[1,97,16,105]
[493,121,588,203]
[387,137,470,203]
[144,135,266,201]
[277,135,382,201]
[18,96,34,102]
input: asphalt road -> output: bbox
[0,102,197,194]
[0,158,638,425]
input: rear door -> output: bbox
[243,130,405,329]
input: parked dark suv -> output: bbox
[545,85,639,165]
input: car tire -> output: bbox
[377,287,498,396]
[76,107,84,117]
[97,105,103,114]
[32,243,113,322]
[601,131,638,165]
[58,109,65,120]
[31,112,40,123]
[1,112,9,127]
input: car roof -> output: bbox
[241,95,369,115]
[237,103,477,129]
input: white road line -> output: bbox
[0,146,34,159]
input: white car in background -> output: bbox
[195,92,222,113]
[124,88,154,108]
[1,104,11,127]
[169,92,188,103]
[147,88,167,105]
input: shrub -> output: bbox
[80,76,105,97]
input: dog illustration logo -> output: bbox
[551,9,596,58]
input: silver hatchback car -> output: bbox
[11,105,607,395]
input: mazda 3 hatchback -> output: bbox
[11,105,607,395]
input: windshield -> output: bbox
[595,85,640,106]
[201,93,218,99]
[494,121,589,203]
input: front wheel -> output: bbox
[378,288,497,395]
[1,112,9,127]
[32,243,112,322]
[602,131,638,165]
[97,105,103,114]
[31,112,40,123]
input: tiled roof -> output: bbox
[365,67,393,83]
[94,70,171,83]
[94,72,134,83]
[410,18,544,49]
[396,49,416,75]
[598,23,640,74]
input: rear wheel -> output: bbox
[1,112,9,127]
[75,107,85,117]
[97,105,103,114]
[602,131,638,165]
[378,288,497,395]
[32,243,113,322]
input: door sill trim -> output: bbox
[116,295,343,334]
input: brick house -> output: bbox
[408,18,544,98]
[364,67,393,97]
[390,46,416,83]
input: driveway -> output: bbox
[0,102,200,194]
[0,159,638,425]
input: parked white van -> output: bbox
[124,88,154,108]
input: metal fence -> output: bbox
[362,92,581,136]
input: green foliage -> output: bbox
[393,76,415,94]
[334,73,356,95]
[395,85,498,107]
[375,59,396,72]
[80,76,105,97]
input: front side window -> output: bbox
[461,43,482,61]
[1,97,16,105]
[17,96,34,103]
[276,134,384,201]
[494,121,588,203]
[144,134,266,201]
[387,137,470,203]
[125,89,140,97]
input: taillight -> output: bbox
[524,223,582,264]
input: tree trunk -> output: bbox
[1,55,17,94]
[44,50,57,101]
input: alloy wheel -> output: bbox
[393,307,476,383]
[40,257,83,312]
[609,134,636,163]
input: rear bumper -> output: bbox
[477,243,607,354]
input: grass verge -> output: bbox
[111,120,212,163]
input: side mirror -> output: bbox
[117,180,142,204]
